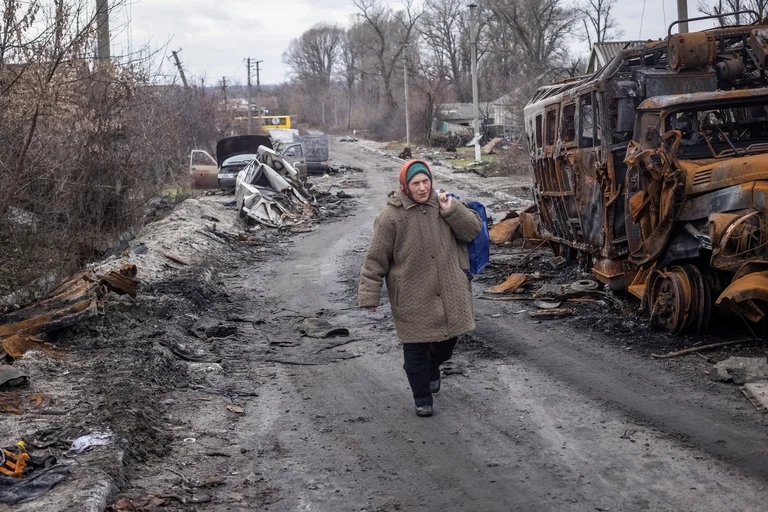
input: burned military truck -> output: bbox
[524,14,768,334]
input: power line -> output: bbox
[639,0,647,39]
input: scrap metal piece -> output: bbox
[484,274,526,294]
[534,300,563,309]
[570,279,600,292]
[489,218,520,245]
[535,284,566,298]
[716,269,768,323]
[235,151,314,229]
[1,334,64,360]
[99,264,138,297]
[528,308,572,318]
[0,264,139,341]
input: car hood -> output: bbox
[216,135,272,167]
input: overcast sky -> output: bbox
[114,0,729,87]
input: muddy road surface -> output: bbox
[8,140,766,511]
[117,139,767,512]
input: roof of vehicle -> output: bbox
[637,87,768,110]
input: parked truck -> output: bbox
[524,12,768,334]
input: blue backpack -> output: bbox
[466,201,490,274]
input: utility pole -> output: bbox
[96,0,110,60]
[170,50,189,89]
[255,60,263,128]
[469,3,481,163]
[677,0,689,33]
[403,41,410,147]
[220,76,228,104]
[322,101,326,125]
[246,58,253,133]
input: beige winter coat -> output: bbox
[358,189,482,343]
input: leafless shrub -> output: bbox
[0,1,225,299]
[488,146,533,177]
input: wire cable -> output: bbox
[639,0,648,39]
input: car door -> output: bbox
[189,150,218,189]
[281,143,307,182]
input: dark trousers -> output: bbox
[402,338,458,407]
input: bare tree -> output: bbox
[579,0,623,48]
[410,46,453,143]
[338,25,365,129]
[697,0,768,25]
[488,0,579,74]
[283,23,344,89]
[419,0,464,92]
[352,0,423,109]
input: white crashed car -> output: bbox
[235,147,313,228]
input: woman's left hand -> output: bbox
[437,191,452,211]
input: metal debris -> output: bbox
[524,18,768,334]
[528,308,573,318]
[0,264,138,340]
[489,218,521,245]
[484,274,526,294]
[235,147,314,228]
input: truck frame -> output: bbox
[524,12,768,334]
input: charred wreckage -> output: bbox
[189,135,315,228]
[524,12,768,334]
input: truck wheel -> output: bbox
[649,264,711,335]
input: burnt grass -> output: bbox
[32,189,359,479]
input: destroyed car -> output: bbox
[217,135,272,191]
[295,134,330,173]
[523,13,768,334]
[270,128,330,174]
[189,150,218,190]
[189,135,307,192]
[235,146,314,228]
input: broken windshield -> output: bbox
[664,101,768,159]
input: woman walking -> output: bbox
[358,160,482,416]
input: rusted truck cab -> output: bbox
[625,89,768,332]
[524,16,768,333]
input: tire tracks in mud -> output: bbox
[106,140,768,511]
[177,140,766,512]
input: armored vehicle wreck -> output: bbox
[524,12,768,333]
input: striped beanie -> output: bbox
[399,160,432,194]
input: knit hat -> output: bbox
[398,160,432,194]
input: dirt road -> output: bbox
[109,139,763,512]
[10,139,766,511]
